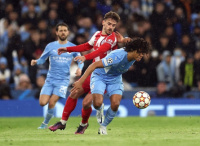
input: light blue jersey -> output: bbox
[90,48,135,97]
[37,41,83,98]
[93,48,135,83]
[37,41,83,80]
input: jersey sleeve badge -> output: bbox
[107,58,113,64]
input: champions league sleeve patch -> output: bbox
[103,57,113,66]
[107,58,113,64]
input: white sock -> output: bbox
[60,119,67,125]
[80,122,88,126]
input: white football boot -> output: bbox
[98,125,107,135]
[96,103,105,125]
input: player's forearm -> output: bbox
[79,61,104,83]
[79,64,96,84]
[84,43,111,60]
[67,43,93,52]
[36,58,45,65]
[36,51,49,65]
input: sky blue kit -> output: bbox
[37,41,83,98]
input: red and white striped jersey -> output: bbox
[88,31,118,62]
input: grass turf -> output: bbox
[0,117,200,146]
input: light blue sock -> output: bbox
[101,106,117,127]
[43,108,54,124]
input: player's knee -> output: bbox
[93,99,103,109]
[93,105,100,110]
[48,101,56,108]
[111,105,119,111]
[93,102,102,109]
[82,99,92,109]
[111,102,120,111]
[39,100,47,106]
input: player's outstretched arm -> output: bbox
[71,61,104,93]
[84,43,111,60]
[58,43,93,55]
[31,59,37,66]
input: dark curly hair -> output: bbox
[124,37,151,54]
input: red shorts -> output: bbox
[82,74,91,94]
[81,74,106,94]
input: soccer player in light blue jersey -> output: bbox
[31,22,84,129]
[71,38,150,135]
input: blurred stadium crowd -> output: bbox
[0,0,200,100]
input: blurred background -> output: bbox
[0,0,200,117]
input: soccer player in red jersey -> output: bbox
[49,11,129,134]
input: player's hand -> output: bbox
[71,81,82,93]
[75,68,82,77]
[58,47,68,55]
[31,59,37,66]
[74,56,86,64]
[115,31,124,43]
[115,31,131,43]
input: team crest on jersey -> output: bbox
[106,39,113,45]
[107,58,113,64]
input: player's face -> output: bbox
[102,18,117,35]
[133,51,145,61]
[56,26,69,41]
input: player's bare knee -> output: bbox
[111,105,119,111]
[93,102,102,109]
[82,100,92,109]
[111,102,120,111]
[39,100,47,106]
[93,105,100,110]
[48,101,56,108]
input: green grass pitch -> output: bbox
[0,117,200,146]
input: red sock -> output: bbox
[62,96,78,121]
[81,107,92,124]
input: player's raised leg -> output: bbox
[38,94,60,129]
[38,95,50,129]
[48,95,59,121]
[38,95,56,130]
[38,82,55,129]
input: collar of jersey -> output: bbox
[100,31,110,36]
